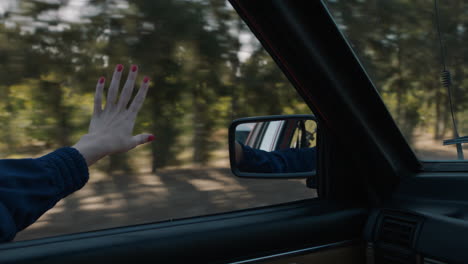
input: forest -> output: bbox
[327,0,468,159]
[0,0,310,174]
[0,0,466,169]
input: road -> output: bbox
[15,165,316,241]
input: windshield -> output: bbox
[326,0,468,161]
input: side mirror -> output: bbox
[229,115,317,179]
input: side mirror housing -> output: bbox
[229,115,317,179]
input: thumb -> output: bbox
[131,134,155,148]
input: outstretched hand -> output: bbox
[73,64,153,167]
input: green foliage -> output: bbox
[5,0,465,163]
[0,0,309,168]
[326,0,468,148]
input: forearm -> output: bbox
[238,146,317,173]
[237,144,282,173]
[0,147,89,241]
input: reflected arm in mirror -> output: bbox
[235,141,244,165]
[235,141,317,173]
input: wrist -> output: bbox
[72,134,107,167]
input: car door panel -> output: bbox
[0,200,367,264]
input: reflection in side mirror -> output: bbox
[229,115,317,179]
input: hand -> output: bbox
[73,64,153,167]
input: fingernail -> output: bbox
[148,135,155,142]
[99,77,105,84]
[131,65,138,72]
[116,64,123,72]
[143,76,150,83]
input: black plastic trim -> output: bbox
[422,161,468,172]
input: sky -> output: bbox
[0,0,256,62]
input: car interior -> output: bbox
[0,0,466,263]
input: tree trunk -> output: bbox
[192,83,208,165]
[42,80,71,147]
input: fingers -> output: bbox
[127,76,150,119]
[131,134,155,148]
[105,64,124,110]
[93,77,105,116]
[117,64,138,111]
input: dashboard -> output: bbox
[364,173,468,264]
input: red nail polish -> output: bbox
[143,76,150,83]
[148,135,155,142]
[116,64,123,72]
[131,65,138,72]
[99,77,105,84]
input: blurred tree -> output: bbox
[0,0,320,168]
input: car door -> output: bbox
[0,0,409,263]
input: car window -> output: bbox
[325,0,468,161]
[0,0,316,241]
[289,120,317,149]
[259,121,283,151]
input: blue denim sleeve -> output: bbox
[0,147,89,242]
[238,143,316,173]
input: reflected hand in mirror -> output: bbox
[234,118,317,174]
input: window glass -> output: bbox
[290,120,317,149]
[326,0,468,161]
[259,121,282,151]
[0,0,315,241]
